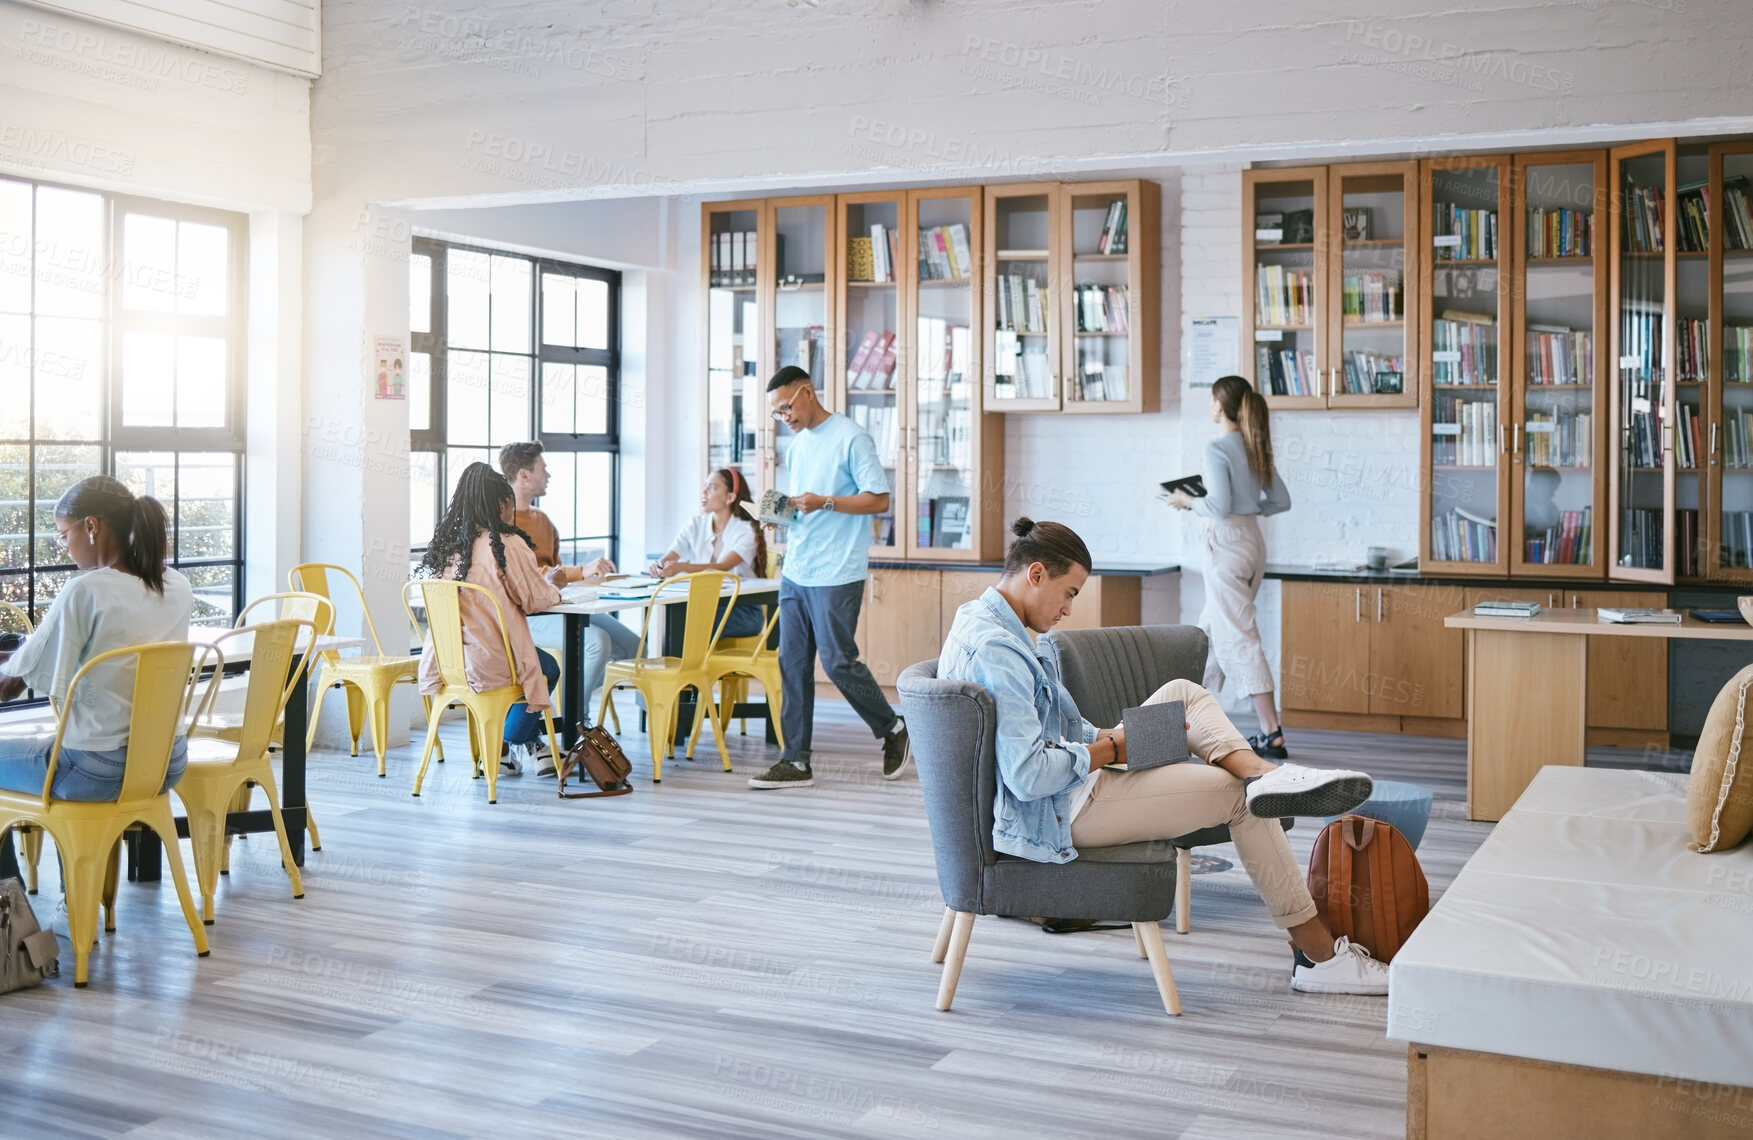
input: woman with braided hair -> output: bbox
[416,462,567,777]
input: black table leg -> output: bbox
[563,612,590,748]
[279,652,307,867]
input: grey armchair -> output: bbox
[1041,623,1292,935]
[897,660,1182,1017]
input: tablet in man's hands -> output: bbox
[1115,700,1191,772]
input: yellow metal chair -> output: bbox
[598,571,737,782]
[176,619,314,924]
[290,562,441,777]
[407,580,561,804]
[690,603,784,757]
[0,641,215,987]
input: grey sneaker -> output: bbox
[748,761,814,789]
[881,720,911,781]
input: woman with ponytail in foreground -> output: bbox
[0,477,194,877]
[1167,375,1292,759]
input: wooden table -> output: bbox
[539,578,781,748]
[130,629,367,882]
[1443,609,1753,820]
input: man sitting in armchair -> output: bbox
[937,516,1389,996]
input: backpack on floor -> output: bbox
[1307,816,1428,963]
[1,877,59,993]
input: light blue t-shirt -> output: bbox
[781,412,890,587]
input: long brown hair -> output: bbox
[56,476,170,595]
[1212,375,1275,490]
[714,467,768,576]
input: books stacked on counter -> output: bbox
[1597,607,1683,624]
[1474,599,1540,618]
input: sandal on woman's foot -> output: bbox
[1248,729,1288,760]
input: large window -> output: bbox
[0,178,245,628]
[409,240,620,565]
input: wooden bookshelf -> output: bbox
[1328,161,1419,409]
[703,199,769,503]
[1061,179,1160,415]
[984,183,1062,412]
[1704,139,1753,582]
[1420,153,1512,576]
[1244,167,1328,409]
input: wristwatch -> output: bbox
[824,497,837,512]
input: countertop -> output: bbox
[1264,564,1749,595]
[868,559,1180,577]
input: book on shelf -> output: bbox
[916,223,972,280]
[1342,351,1404,395]
[846,329,879,384]
[1728,325,1753,384]
[1623,183,1666,254]
[1474,600,1539,617]
[1526,325,1593,386]
[1677,180,1709,254]
[1675,402,1704,469]
[1432,507,1498,563]
[1434,203,1498,260]
[1018,343,1052,399]
[1725,407,1753,468]
[1431,395,1497,466]
[847,235,875,282]
[849,403,901,467]
[710,230,759,287]
[1524,507,1593,566]
[1256,344,1316,397]
[1075,284,1131,333]
[1724,510,1753,569]
[1255,264,1316,326]
[1527,206,1594,258]
[1597,607,1683,624]
[997,273,1050,334]
[1725,177,1753,252]
[1678,316,1708,383]
[1342,208,1370,242]
[1341,271,1403,322]
[1432,312,1498,386]
[1619,507,1667,571]
[1523,409,1592,469]
[1097,199,1129,254]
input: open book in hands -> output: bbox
[758,489,800,526]
[1111,700,1191,772]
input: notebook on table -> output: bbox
[1111,700,1191,772]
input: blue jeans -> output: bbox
[0,732,189,801]
[718,599,768,639]
[503,649,561,746]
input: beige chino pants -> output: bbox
[1198,514,1275,697]
[1069,678,1319,930]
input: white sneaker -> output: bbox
[498,751,524,778]
[1292,936,1390,995]
[1246,763,1372,818]
[528,740,557,778]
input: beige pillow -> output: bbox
[1689,663,1753,852]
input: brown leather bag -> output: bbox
[1307,815,1429,963]
[557,724,634,799]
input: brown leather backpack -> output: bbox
[557,724,634,799]
[1307,815,1429,962]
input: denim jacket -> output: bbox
[938,588,1098,864]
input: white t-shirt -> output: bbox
[1,567,194,750]
[668,514,759,579]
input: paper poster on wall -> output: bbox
[1182,316,1239,389]
[373,335,406,400]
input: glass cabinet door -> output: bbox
[909,189,981,556]
[1245,168,1327,409]
[1423,157,1510,572]
[838,192,903,554]
[984,184,1060,411]
[1609,142,1677,583]
[1709,143,1753,579]
[766,196,833,493]
[705,203,764,501]
[1062,182,1143,412]
[1512,153,1605,575]
[1328,162,1417,408]
[1675,145,1709,577]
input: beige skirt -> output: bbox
[1198,514,1274,697]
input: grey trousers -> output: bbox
[779,577,897,768]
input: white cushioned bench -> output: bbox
[1389,766,1753,1139]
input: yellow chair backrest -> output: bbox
[43,640,217,808]
[635,571,738,671]
[238,591,334,640]
[290,563,389,657]
[201,620,316,759]
[0,600,33,634]
[406,579,518,694]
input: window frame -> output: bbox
[408,238,622,565]
[0,175,248,635]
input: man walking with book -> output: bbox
[749,366,910,789]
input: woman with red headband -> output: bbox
[650,467,770,638]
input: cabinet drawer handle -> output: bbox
[1711,422,1720,461]
[1513,424,1522,455]
[1355,587,1362,623]
[1377,588,1384,622]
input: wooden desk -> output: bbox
[1443,610,1753,820]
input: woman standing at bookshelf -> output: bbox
[1166,375,1292,758]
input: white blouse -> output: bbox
[669,514,759,579]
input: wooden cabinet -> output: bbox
[938,570,990,633]
[1282,580,1371,714]
[862,569,944,687]
[985,180,1159,414]
[1369,585,1464,720]
[1569,589,1668,733]
[703,201,769,503]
